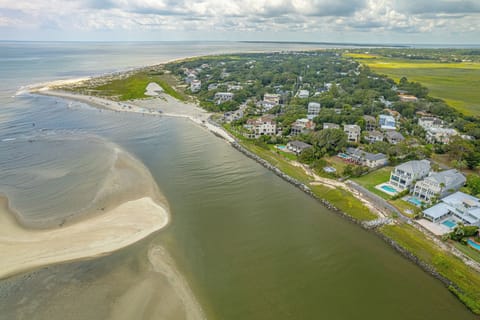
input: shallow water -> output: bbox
[0,42,478,319]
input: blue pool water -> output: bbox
[442,220,457,229]
[408,197,422,206]
[338,153,349,159]
[467,239,480,251]
[277,145,286,150]
[381,185,396,193]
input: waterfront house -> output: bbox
[423,192,480,226]
[287,140,312,154]
[291,118,316,136]
[390,160,431,190]
[323,123,340,130]
[214,92,234,104]
[385,130,405,145]
[307,102,321,120]
[379,115,396,130]
[343,124,361,143]
[244,115,276,138]
[425,127,458,144]
[364,130,384,144]
[413,169,466,202]
[346,147,388,168]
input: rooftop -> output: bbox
[395,159,430,173]
[425,169,466,187]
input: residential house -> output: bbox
[244,115,276,138]
[307,102,321,120]
[190,80,201,93]
[323,123,340,130]
[426,127,458,144]
[291,118,316,136]
[363,115,376,131]
[389,160,431,190]
[207,83,218,91]
[297,90,310,99]
[364,130,384,144]
[346,148,388,168]
[398,94,418,102]
[344,124,361,143]
[423,192,480,226]
[385,131,405,144]
[214,92,234,104]
[227,84,243,91]
[413,169,466,202]
[287,140,312,154]
[261,93,281,111]
[418,117,444,130]
[379,114,396,130]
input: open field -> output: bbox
[70,70,188,102]
[352,56,480,116]
[381,223,480,314]
[452,242,480,264]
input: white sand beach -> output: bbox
[0,196,168,279]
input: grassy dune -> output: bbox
[354,57,480,116]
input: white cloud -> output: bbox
[0,0,478,42]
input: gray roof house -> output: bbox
[287,140,312,154]
[423,191,480,226]
[385,130,405,144]
[390,160,431,190]
[346,148,388,168]
[364,130,384,144]
[413,169,466,202]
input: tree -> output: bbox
[312,129,348,156]
[466,174,480,196]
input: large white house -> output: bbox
[307,102,321,120]
[244,115,276,138]
[418,117,444,130]
[423,192,480,226]
[291,118,316,136]
[413,169,466,202]
[190,79,201,93]
[344,124,361,143]
[389,160,431,190]
[426,127,458,144]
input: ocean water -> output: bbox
[0,42,477,319]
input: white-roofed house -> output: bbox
[426,127,458,144]
[423,191,480,226]
[379,115,396,130]
[343,124,361,143]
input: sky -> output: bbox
[0,0,479,44]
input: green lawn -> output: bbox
[355,57,480,116]
[389,198,419,217]
[452,241,480,264]
[381,223,480,314]
[351,167,393,200]
[309,184,377,221]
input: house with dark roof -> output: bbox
[364,130,384,144]
[287,140,312,154]
[413,169,466,202]
[385,130,405,145]
[346,148,388,168]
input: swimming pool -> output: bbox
[276,145,286,150]
[381,185,397,193]
[442,220,457,229]
[338,153,349,159]
[467,239,480,251]
[407,197,422,206]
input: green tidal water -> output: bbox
[0,115,476,320]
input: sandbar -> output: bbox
[0,195,168,279]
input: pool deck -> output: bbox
[417,218,451,235]
[375,182,400,196]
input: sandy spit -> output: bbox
[0,196,169,280]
